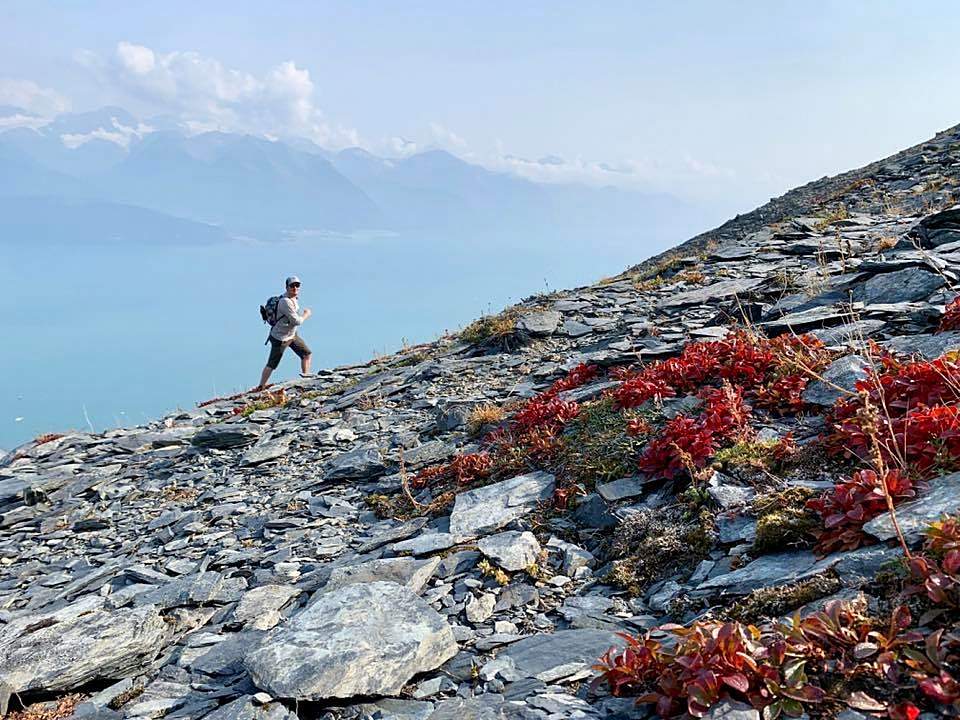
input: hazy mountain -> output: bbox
[97,132,382,234]
[0,105,707,244]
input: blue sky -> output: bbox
[3,1,960,213]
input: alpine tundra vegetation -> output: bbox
[6,123,960,720]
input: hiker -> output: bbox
[257,276,313,389]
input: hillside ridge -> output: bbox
[3,123,960,720]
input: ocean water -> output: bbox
[0,227,683,450]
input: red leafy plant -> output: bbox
[906,513,960,608]
[594,620,825,719]
[805,469,917,555]
[612,330,830,417]
[825,353,960,472]
[596,600,936,720]
[939,296,960,333]
[639,383,752,480]
[410,452,493,489]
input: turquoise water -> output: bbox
[0,227,684,449]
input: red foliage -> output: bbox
[612,331,830,414]
[640,415,718,480]
[824,353,960,474]
[752,375,811,415]
[410,452,492,489]
[595,620,825,718]
[547,362,599,396]
[939,296,960,333]
[613,375,676,409]
[806,469,917,555]
[595,599,942,719]
[639,384,752,480]
[512,395,580,434]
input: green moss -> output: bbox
[751,486,818,553]
[724,573,841,623]
[715,438,782,469]
[558,398,647,488]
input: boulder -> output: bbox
[245,581,458,700]
[502,629,622,682]
[517,311,562,336]
[0,596,171,693]
[232,585,301,630]
[241,436,292,466]
[860,267,944,305]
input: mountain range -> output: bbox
[0,106,705,245]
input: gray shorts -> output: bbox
[267,335,311,369]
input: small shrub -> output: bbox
[236,388,288,417]
[608,508,716,595]
[460,309,519,347]
[467,403,505,434]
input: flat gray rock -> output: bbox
[695,550,835,595]
[0,596,170,693]
[703,700,760,720]
[502,629,622,682]
[803,355,869,407]
[517,310,562,336]
[863,470,960,542]
[661,278,764,308]
[192,424,261,449]
[596,477,649,502]
[323,443,386,480]
[860,267,944,304]
[201,696,298,720]
[325,556,441,594]
[241,436,293,466]
[245,581,458,700]
[477,531,541,572]
[882,331,960,359]
[448,472,555,539]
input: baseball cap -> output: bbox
[285,276,301,287]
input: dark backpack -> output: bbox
[260,295,283,326]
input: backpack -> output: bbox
[260,295,283,326]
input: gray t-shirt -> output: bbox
[270,296,303,342]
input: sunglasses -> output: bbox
[289,283,301,288]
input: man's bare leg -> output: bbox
[257,365,273,390]
[301,353,312,375]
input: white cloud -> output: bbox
[60,116,154,149]
[428,122,468,151]
[388,136,418,156]
[0,78,71,117]
[86,41,361,148]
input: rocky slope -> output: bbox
[3,124,960,720]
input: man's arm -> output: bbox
[279,297,310,326]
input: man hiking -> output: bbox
[257,276,313,389]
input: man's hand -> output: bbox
[302,308,313,320]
